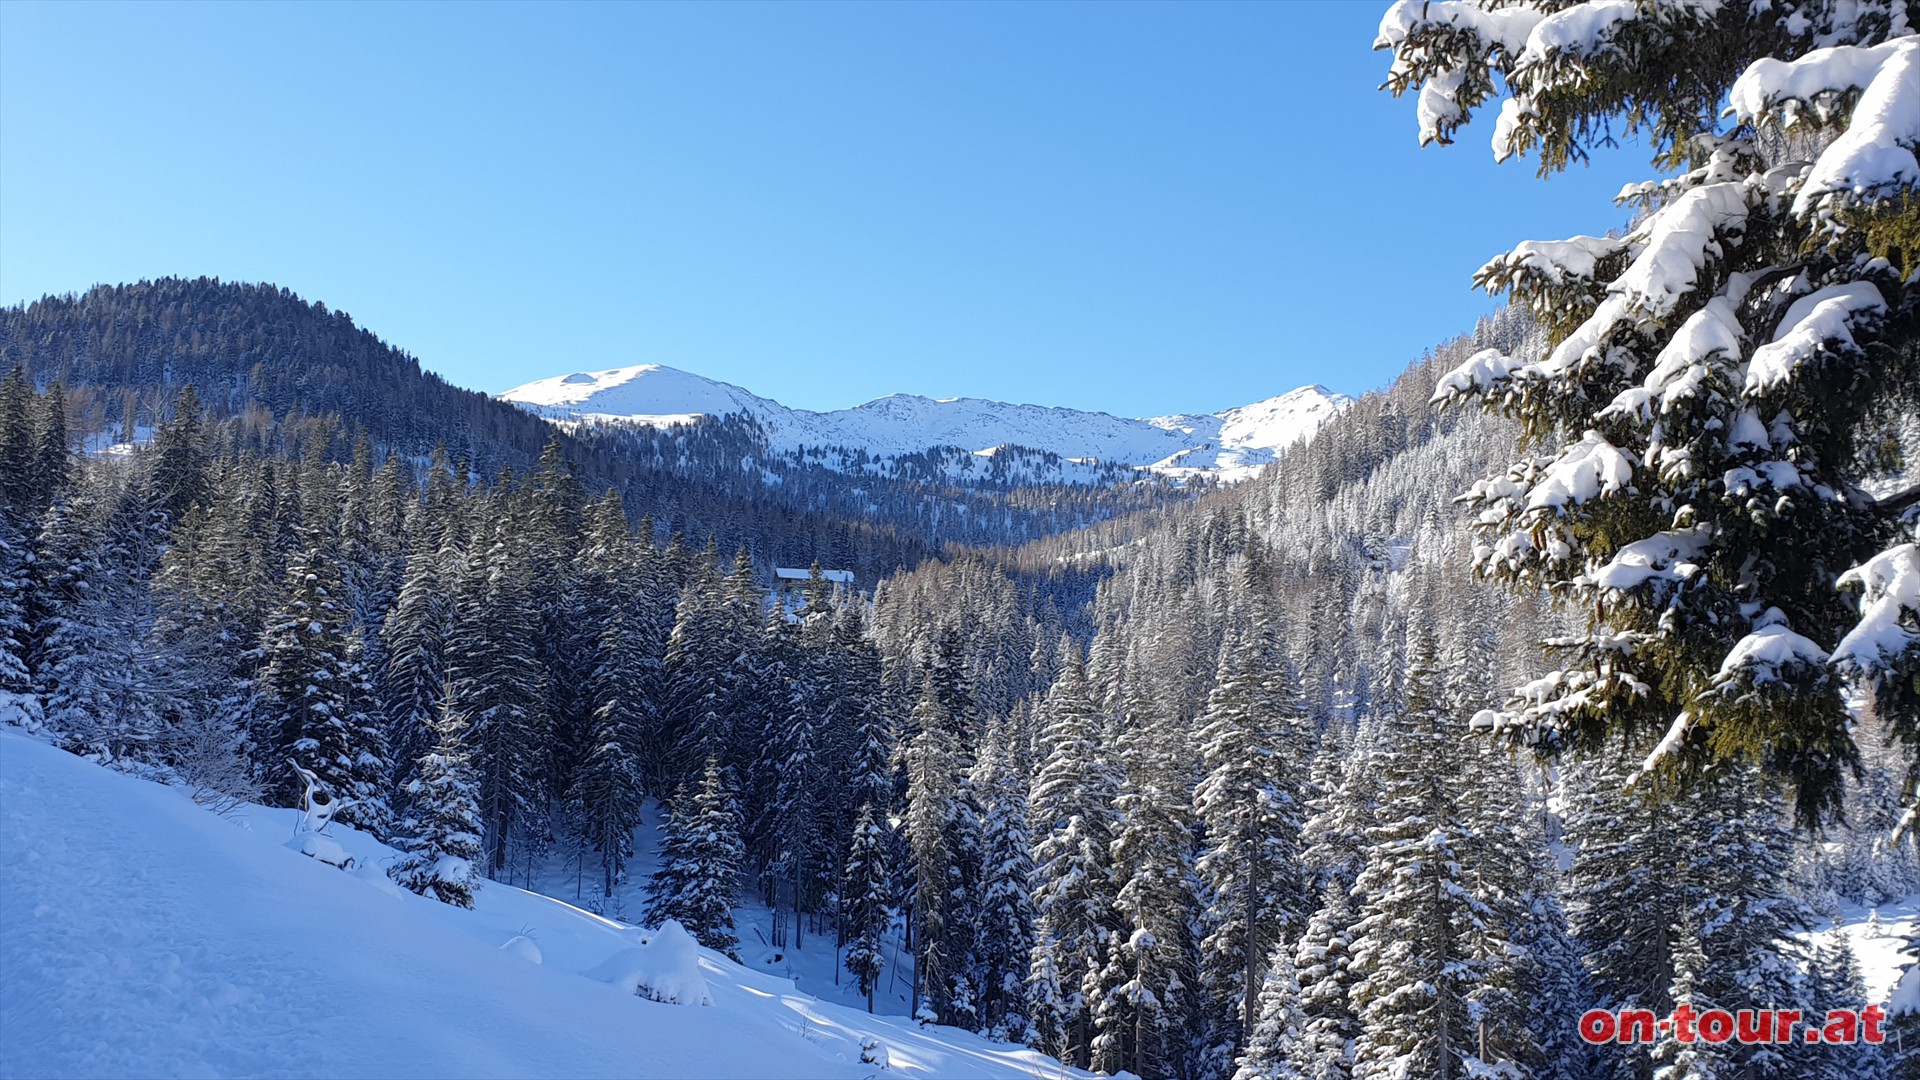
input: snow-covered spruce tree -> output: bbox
[661,559,747,787]
[442,512,550,880]
[904,681,963,1024]
[644,756,745,960]
[842,802,892,1014]
[148,384,209,527]
[568,491,649,900]
[1193,624,1313,1076]
[1347,632,1518,1080]
[1026,640,1122,1068]
[770,609,834,949]
[390,705,484,909]
[520,439,592,807]
[1093,684,1199,1080]
[1289,882,1358,1080]
[257,531,368,811]
[1564,751,1816,1079]
[1298,720,1373,903]
[1649,925,1730,1080]
[1381,0,1920,824]
[0,365,33,511]
[973,719,1035,1042]
[840,603,895,822]
[1806,923,1893,1080]
[38,482,167,762]
[0,513,34,703]
[380,524,455,811]
[337,631,395,839]
[1231,941,1309,1080]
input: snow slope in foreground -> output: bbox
[501,364,1351,479]
[0,733,1078,1080]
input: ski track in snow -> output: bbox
[0,732,1080,1080]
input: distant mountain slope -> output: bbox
[0,279,1179,567]
[503,364,1352,479]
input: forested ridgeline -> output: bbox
[0,278,1189,567]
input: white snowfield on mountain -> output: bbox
[501,363,1351,480]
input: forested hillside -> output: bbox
[9,2,1920,1078]
[0,278,1190,574]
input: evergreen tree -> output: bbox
[644,757,745,959]
[39,483,167,762]
[1290,882,1358,1080]
[0,514,33,700]
[905,682,961,1023]
[31,381,69,513]
[1387,0,1920,824]
[0,365,34,511]
[1027,641,1121,1068]
[1194,629,1313,1074]
[337,632,395,838]
[842,803,892,1014]
[974,720,1035,1042]
[662,563,745,785]
[381,527,455,809]
[390,705,484,909]
[442,514,551,879]
[1347,635,1501,1080]
[1094,685,1199,1080]
[149,384,209,525]
[1231,941,1309,1080]
[257,533,365,809]
[568,492,649,899]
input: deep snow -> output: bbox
[0,732,1082,1080]
[500,363,1350,480]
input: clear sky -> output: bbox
[0,1,1655,416]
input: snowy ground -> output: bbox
[0,732,1081,1079]
[1818,896,1920,1004]
[528,800,923,1020]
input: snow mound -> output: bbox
[286,832,351,868]
[500,934,543,965]
[585,921,712,1006]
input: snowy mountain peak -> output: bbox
[500,364,1351,481]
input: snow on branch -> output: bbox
[1743,281,1888,392]
[1575,526,1712,593]
[1524,430,1637,513]
[1833,539,1920,670]
[1712,609,1832,688]
[1601,296,1746,421]
[1478,234,1627,288]
[1430,347,1526,403]
[1730,37,1920,216]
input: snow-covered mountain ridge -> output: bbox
[501,364,1352,480]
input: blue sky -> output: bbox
[0,1,1653,416]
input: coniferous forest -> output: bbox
[7,3,1920,1079]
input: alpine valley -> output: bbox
[8,4,1920,1080]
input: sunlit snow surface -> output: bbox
[501,363,1350,481]
[0,732,1085,1079]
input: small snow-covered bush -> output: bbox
[499,934,542,965]
[583,920,711,1006]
